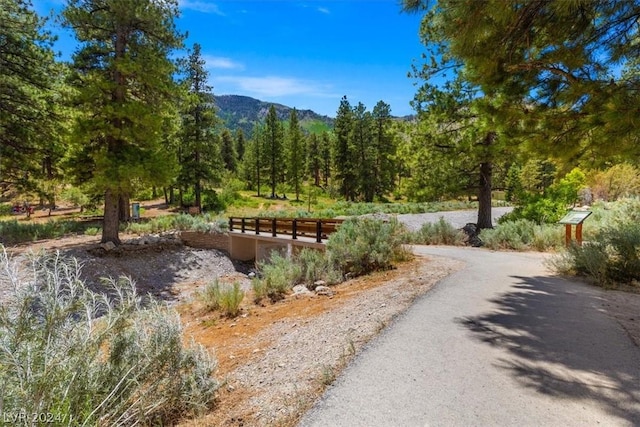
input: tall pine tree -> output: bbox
[287,108,304,200]
[64,0,183,244]
[333,96,357,201]
[263,105,284,198]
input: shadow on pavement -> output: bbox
[458,275,640,423]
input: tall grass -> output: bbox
[197,280,245,317]
[479,219,564,251]
[0,248,218,425]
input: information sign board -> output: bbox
[558,210,591,225]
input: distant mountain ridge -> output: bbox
[213,95,334,137]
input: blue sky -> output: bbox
[37,0,425,117]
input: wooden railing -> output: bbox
[228,217,344,243]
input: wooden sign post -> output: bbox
[558,210,592,247]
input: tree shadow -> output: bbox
[458,275,640,423]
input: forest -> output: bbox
[3,0,640,246]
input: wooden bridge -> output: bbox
[227,217,344,261]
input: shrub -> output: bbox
[326,218,409,276]
[219,282,245,318]
[84,226,100,236]
[198,280,245,318]
[253,252,302,303]
[480,219,563,251]
[552,220,640,287]
[197,280,223,311]
[297,247,342,286]
[408,217,465,245]
[0,249,218,425]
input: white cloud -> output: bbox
[203,55,244,70]
[317,7,330,14]
[179,0,224,15]
[217,75,336,98]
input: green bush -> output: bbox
[197,280,245,317]
[408,217,465,245]
[253,252,303,303]
[0,249,218,425]
[554,222,640,287]
[297,247,342,286]
[326,218,409,276]
[84,226,100,236]
[0,220,88,244]
[480,219,563,251]
[219,282,245,317]
[197,280,223,311]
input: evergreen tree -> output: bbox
[333,96,357,201]
[351,102,375,202]
[178,43,220,213]
[0,0,59,193]
[263,105,284,198]
[372,101,397,199]
[240,123,264,195]
[306,133,322,187]
[320,132,332,187]
[64,0,183,244]
[235,128,246,162]
[287,108,305,200]
[220,128,237,172]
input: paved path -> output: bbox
[299,246,640,427]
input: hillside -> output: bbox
[213,94,334,137]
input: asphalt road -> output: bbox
[299,246,640,427]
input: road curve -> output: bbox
[299,246,640,427]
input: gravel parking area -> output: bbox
[396,206,513,231]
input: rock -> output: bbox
[292,285,312,295]
[315,286,334,297]
[461,223,483,247]
[248,272,256,279]
[312,280,326,290]
[100,241,116,251]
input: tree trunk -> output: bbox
[476,131,496,230]
[163,187,169,205]
[102,189,121,244]
[194,181,202,214]
[119,193,130,222]
[169,187,175,204]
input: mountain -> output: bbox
[213,95,334,137]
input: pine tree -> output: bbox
[306,133,322,187]
[221,129,237,172]
[351,102,375,202]
[263,105,284,198]
[287,108,305,200]
[372,101,397,199]
[240,123,264,195]
[333,96,357,201]
[64,0,183,244]
[0,0,59,193]
[235,128,246,162]
[320,132,332,187]
[178,43,221,213]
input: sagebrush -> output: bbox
[0,248,218,426]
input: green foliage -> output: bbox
[480,219,563,251]
[407,217,465,245]
[84,226,100,236]
[0,249,218,425]
[60,187,90,209]
[326,218,409,276]
[297,248,342,286]
[0,220,90,245]
[64,0,184,244]
[197,280,244,317]
[555,221,640,288]
[219,282,244,318]
[124,213,227,235]
[588,163,640,201]
[253,252,302,303]
[503,168,587,224]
